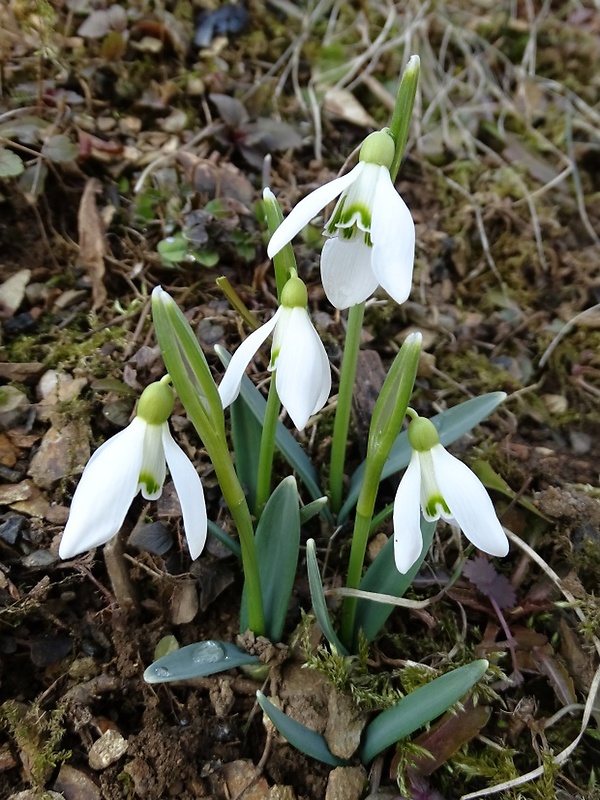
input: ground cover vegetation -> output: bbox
[0,1,600,799]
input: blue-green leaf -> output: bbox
[300,497,329,525]
[306,539,348,655]
[353,519,435,647]
[339,393,506,524]
[208,520,241,558]
[359,660,489,763]
[229,390,263,514]
[257,691,349,766]
[144,640,259,683]
[240,476,300,642]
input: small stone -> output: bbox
[88,729,128,770]
[215,760,270,799]
[324,690,367,759]
[28,421,90,489]
[54,763,102,800]
[268,787,297,800]
[325,766,367,800]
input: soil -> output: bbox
[1,1,600,799]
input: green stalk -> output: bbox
[340,333,422,647]
[340,454,385,647]
[211,451,265,636]
[329,301,365,514]
[255,372,281,513]
[152,288,265,635]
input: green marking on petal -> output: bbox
[139,473,161,496]
[270,345,281,368]
[425,494,450,518]
[337,203,371,231]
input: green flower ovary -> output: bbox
[280,275,308,309]
[137,381,174,425]
[359,130,395,168]
[408,416,440,452]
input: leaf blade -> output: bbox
[359,660,489,763]
[257,691,348,767]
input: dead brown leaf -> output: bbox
[77,178,108,311]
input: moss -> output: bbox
[0,700,71,787]
[6,322,128,375]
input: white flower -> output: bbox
[218,277,331,431]
[267,131,415,310]
[59,383,207,561]
[393,417,509,574]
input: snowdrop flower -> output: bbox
[267,130,415,310]
[59,378,207,560]
[393,413,509,574]
[218,274,331,431]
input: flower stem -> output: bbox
[340,457,383,648]
[152,288,265,635]
[255,372,281,514]
[212,453,265,636]
[329,301,365,514]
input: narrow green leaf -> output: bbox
[359,660,489,764]
[339,393,506,524]
[229,390,263,514]
[257,691,348,766]
[299,497,328,525]
[208,520,241,557]
[144,641,259,683]
[215,346,331,523]
[471,459,545,518]
[306,540,348,655]
[353,520,435,647]
[240,476,300,642]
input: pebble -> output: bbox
[88,729,128,770]
[325,766,367,800]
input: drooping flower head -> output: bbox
[59,378,207,560]
[218,274,331,431]
[267,130,415,310]
[393,413,509,574]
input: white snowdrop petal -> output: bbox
[275,307,331,430]
[162,426,208,560]
[218,312,280,408]
[320,236,379,310]
[267,165,364,258]
[138,423,167,500]
[311,323,333,414]
[59,420,145,558]
[393,452,425,573]
[432,445,509,557]
[370,167,415,305]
